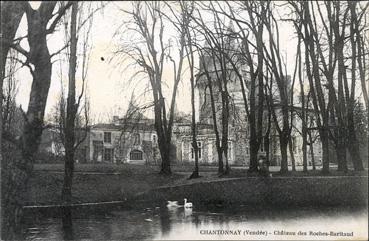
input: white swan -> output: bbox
[166,201,179,208]
[184,198,193,208]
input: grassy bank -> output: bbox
[26,163,368,207]
[133,176,369,208]
[26,164,184,206]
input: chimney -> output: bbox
[112,116,119,124]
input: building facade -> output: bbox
[80,116,161,164]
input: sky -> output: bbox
[13,1,299,124]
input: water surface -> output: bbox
[23,205,368,240]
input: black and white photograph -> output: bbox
[0,1,368,240]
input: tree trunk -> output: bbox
[297,42,307,172]
[190,140,199,178]
[202,59,223,174]
[279,135,289,173]
[265,136,270,165]
[249,139,259,173]
[2,3,58,239]
[185,11,199,179]
[1,4,24,238]
[217,148,224,174]
[347,2,364,171]
[62,206,74,240]
[347,120,364,171]
[190,87,199,178]
[189,77,199,178]
[0,3,24,174]
[320,129,330,174]
[336,138,347,172]
[1,154,32,240]
[308,136,316,171]
[62,1,78,204]
[221,89,230,175]
[288,137,296,171]
[223,146,230,175]
[278,108,290,174]
[302,2,330,174]
[159,140,171,175]
[302,127,308,172]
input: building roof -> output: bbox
[91,120,155,132]
[91,123,122,130]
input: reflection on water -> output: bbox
[23,205,368,240]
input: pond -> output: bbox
[23,205,368,240]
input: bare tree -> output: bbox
[184,3,201,179]
[0,2,24,167]
[1,2,73,238]
[2,50,20,134]
[216,1,267,174]
[346,1,365,171]
[289,1,332,174]
[115,93,152,164]
[165,1,200,178]
[307,115,319,171]
[62,1,79,205]
[297,45,308,172]
[258,3,294,173]
[190,2,239,175]
[115,2,186,174]
[53,1,97,204]
[263,71,273,166]
[198,49,224,174]
[289,1,368,172]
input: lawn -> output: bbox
[26,163,368,206]
[26,164,185,206]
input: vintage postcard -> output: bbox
[1,1,368,240]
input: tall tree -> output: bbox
[289,1,332,174]
[1,2,72,239]
[346,1,364,171]
[190,2,240,175]
[175,2,200,178]
[56,0,97,204]
[0,2,25,195]
[261,3,293,173]
[62,1,79,204]
[220,1,267,173]
[289,1,368,172]
[116,2,186,174]
[241,1,267,173]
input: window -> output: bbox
[104,148,114,162]
[208,142,213,158]
[260,137,264,152]
[152,134,157,144]
[93,141,103,162]
[130,150,143,160]
[259,137,268,153]
[104,132,111,143]
[292,137,297,153]
[191,142,202,160]
[133,133,140,145]
[228,141,232,161]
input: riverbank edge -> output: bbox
[23,175,368,217]
[130,176,369,208]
